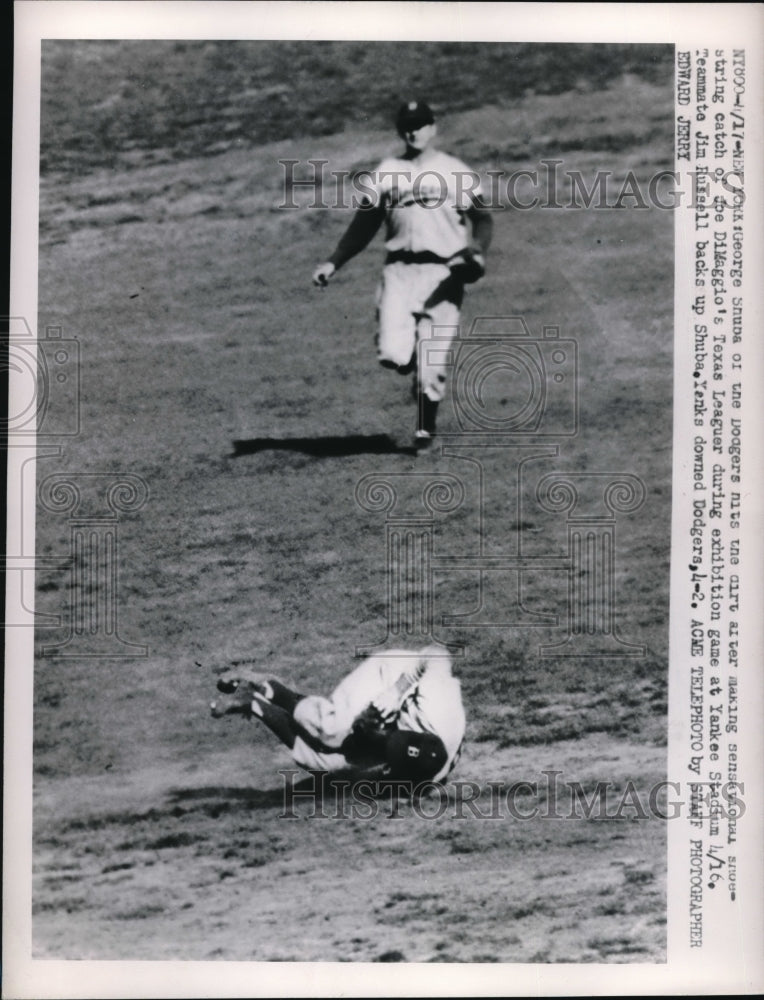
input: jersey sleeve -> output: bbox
[328,203,385,269]
[447,154,485,207]
[354,157,393,208]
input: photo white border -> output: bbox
[6,2,764,997]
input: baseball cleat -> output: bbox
[216,670,272,700]
[216,677,240,695]
[210,687,258,719]
[211,673,274,719]
[414,429,433,451]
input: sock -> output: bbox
[418,394,439,435]
[266,679,307,713]
[252,696,299,749]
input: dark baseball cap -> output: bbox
[385,729,448,781]
[396,100,436,133]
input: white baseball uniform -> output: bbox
[291,645,466,782]
[367,150,484,402]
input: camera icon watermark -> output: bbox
[3,317,81,437]
[422,316,578,437]
[356,313,647,657]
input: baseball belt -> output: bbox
[385,250,451,266]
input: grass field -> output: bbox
[32,41,673,962]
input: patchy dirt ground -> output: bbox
[34,738,667,962]
[32,46,673,964]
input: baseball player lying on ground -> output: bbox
[312,100,493,450]
[210,645,466,783]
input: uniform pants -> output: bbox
[376,262,462,402]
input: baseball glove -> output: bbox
[340,703,395,766]
[353,702,391,737]
[447,247,485,284]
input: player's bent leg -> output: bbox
[376,265,418,373]
[417,307,459,405]
[413,306,460,449]
[292,694,348,748]
[250,695,300,748]
[415,393,440,443]
[291,735,350,773]
[252,695,350,774]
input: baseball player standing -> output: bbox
[210,644,466,783]
[312,101,493,450]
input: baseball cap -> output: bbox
[385,729,448,781]
[396,100,436,133]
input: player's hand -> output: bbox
[447,247,485,284]
[371,686,404,723]
[312,261,335,287]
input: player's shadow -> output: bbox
[166,774,363,812]
[167,785,294,811]
[231,433,414,458]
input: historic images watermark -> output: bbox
[277,158,744,212]
[36,473,149,657]
[278,769,745,824]
[4,315,149,654]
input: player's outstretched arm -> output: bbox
[312,201,385,286]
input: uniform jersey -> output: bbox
[367,150,483,259]
[291,647,466,781]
